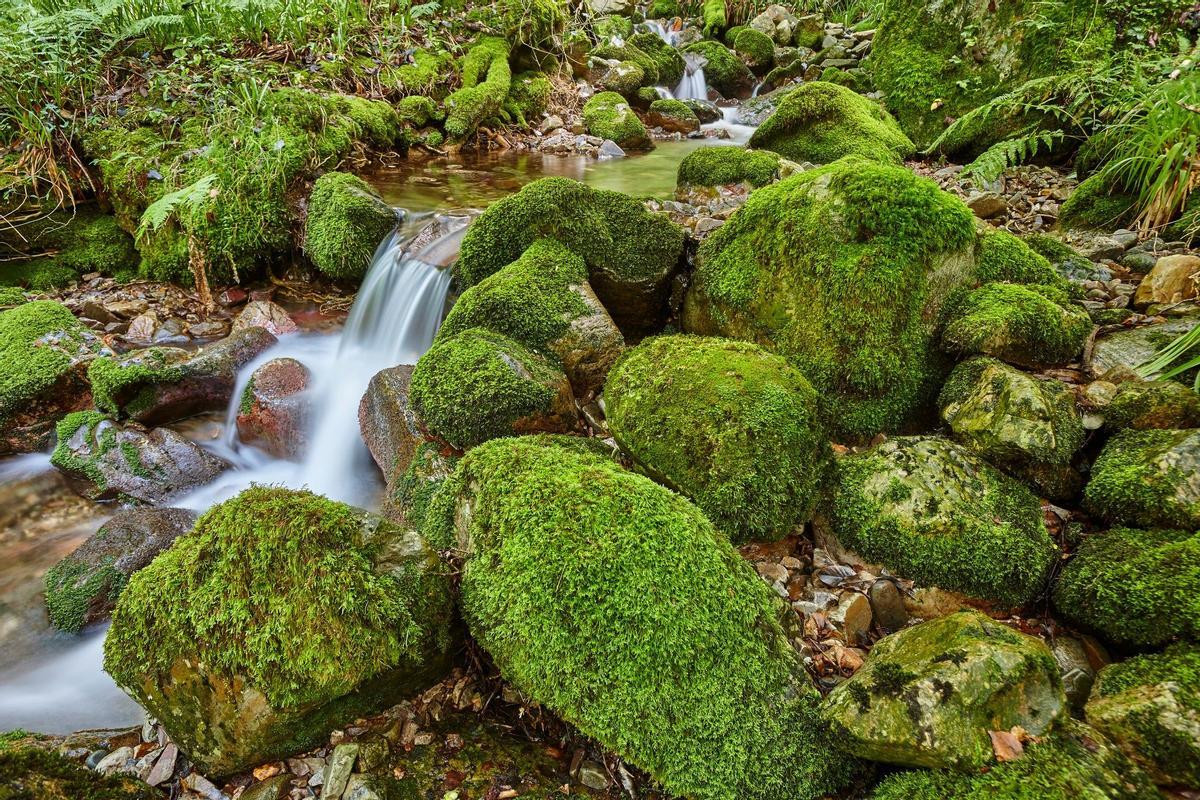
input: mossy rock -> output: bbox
[0,747,156,799]
[437,239,624,397]
[1086,643,1200,788]
[0,300,107,455]
[1053,526,1199,648]
[44,508,196,633]
[423,437,862,800]
[0,210,138,289]
[582,91,652,151]
[676,146,782,190]
[748,82,914,165]
[868,718,1160,800]
[629,31,686,87]
[508,71,553,123]
[498,0,567,50]
[444,37,512,141]
[1059,174,1139,232]
[1084,428,1200,529]
[828,435,1058,607]
[606,335,829,544]
[646,98,701,133]
[733,27,775,73]
[684,40,754,97]
[304,172,397,281]
[410,328,576,450]
[940,282,1092,369]
[103,486,458,776]
[823,610,1066,769]
[683,157,978,440]
[976,228,1068,287]
[591,59,647,96]
[0,287,26,306]
[454,177,685,336]
[382,439,460,530]
[1106,380,1200,431]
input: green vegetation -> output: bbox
[975,228,1065,287]
[303,172,397,281]
[733,27,775,73]
[677,146,782,188]
[1054,526,1199,647]
[423,437,861,800]
[939,283,1092,369]
[605,335,829,544]
[1084,428,1200,529]
[43,556,125,634]
[684,40,753,97]
[582,91,652,150]
[702,0,727,37]
[1058,174,1139,230]
[0,300,95,426]
[0,747,157,799]
[1106,380,1200,430]
[444,37,513,141]
[386,440,459,530]
[86,348,185,418]
[0,211,137,289]
[647,98,700,131]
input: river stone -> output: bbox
[1084,428,1200,529]
[51,412,227,504]
[750,4,801,45]
[44,507,197,632]
[232,300,298,337]
[236,357,310,460]
[1090,313,1200,379]
[93,326,278,425]
[1132,254,1200,309]
[1051,635,1102,709]
[359,365,422,483]
[867,578,908,633]
[1105,379,1200,431]
[822,610,1066,770]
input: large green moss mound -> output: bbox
[605,335,829,544]
[683,157,977,440]
[1084,428,1200,529]
[1053,527,1199,648]
[304,172,397,281]
[0,301,90,424]
[684,40,754,97]
[0,210,138,289]
[444,37,513,141]
[582,91,652,150]
[676,146,782,188]
[748,82,914,165]
[1058,174,1139,231]
[423,437,861,800]
[0,747,156,799]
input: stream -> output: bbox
[0,113,756,735]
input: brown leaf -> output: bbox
[990,730,1025,762]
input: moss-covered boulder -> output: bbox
[454,178,685,335]
[939,357,1084,489]
[605,335,828,544]
[1053,527,1199,648]
[382,439,459,529]
[676,146,782,192]
[975,228,1068,286]
[423,437,861,800]
[868,718,1159,800]
[236,357,310,460]
[628,32,686,87]
[0,747,157,799]
[411,328,576,450]
[645,98,701,133]
[0,210,138,289]
[304,172,397,281]
[438,239,623,397]
[733,27,775,73]
[0,300,108,455]
[444,37,513,142]
[683,157,978,440]
[748,82,914,165]
[940,283,1092,369]
[88,326,277,425]
[1085,644,1200,788]
[684,40,754,97]
[1084,428,1200,529]
[44,508,196,633]
[1105,380,1200,431]
[50,411,227,504]
[1058,174,1139,232]
[823,611,1066,769]
[582,91,652,150]
[827,436,1057,606]
[104,486,457,776]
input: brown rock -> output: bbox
[358,365,422,483]
[1133,254,1200,309]
[234,300,298,337]
[236,358,311,460]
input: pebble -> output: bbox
[829,592,873,643]
[867,578,908,632]
[577,761,609,790]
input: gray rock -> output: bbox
[577,761,609,790]
[867,578,907,632]
[965,192,1008,219]
[358,365,421,483]
[1090,313,1200,379]
[598,139,626,159]
[233,300,298,337]
[1051,636,1100,709]
[323,743,359,799]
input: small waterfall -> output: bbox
[654,86,673,100]
[642,19,679,46]
[674,52,709,100]
[751,79,765,97]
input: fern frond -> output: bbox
[962,130,1065,182]
[136,173,218,240]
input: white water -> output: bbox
[674,65,709,100]
[706,106,757,144]
[642,19,680,47]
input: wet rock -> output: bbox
[1132,254,1200,309]
[1105,378,1200,430]
[680,98,721,123]
[822,610,1066,769]
[1084,428,1200,529]
[51,412,226,504]
[237,357,310,460]
[91,326,277,425]
[125,313,159,344]
[1051,635,1102,709]
[323,743,358,799]
[577,761,609,791]
[829,592,872,643]
[381,441,459,529]
[597,139,625,159]
[966,192,1008,219]
[43,507,196,632]
[233,300,298,337]
[1064,230,1127,262]
[358,365,422,483]
[241,774,291,800]
[867,578,907,632]
[1090,312,1200,379]
[750,4,801,45]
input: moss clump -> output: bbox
[396,95,443,127]
[303,172,396,281]
[410,328,573,450]
[423,437,861,800]
[733,27,775,73]
[684,157,976,440]
[1084,428,1200,529]
[685,40,753,97]
[444,37,513,141]
[385,440,460,530]
[677,146,782,188]
[631,32,686,87]
[582,91,652,150]
[1053,527,1199,648]
[381,49,455,98]
[86,347,185,418]
[606,335,829,544]
[1059,173,1139,231]
[649,0,679,18]
[647,98,700,131]
[831,436,1057,607]
[43,557,125,634]
[702,0,727,37]
[0,287,25,306]
[940,283,1092,369]
[869,719,1159,800]
[0,747,157,799]
[498,0,566,50]
[975,228,1065,286]
[508,71,553,124]
[1,211,138,289]
[0,301,92,426]
[749,82,914,165]
[1106,380,1200,430]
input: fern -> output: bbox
[962,129,1065,182]
[136,173,218,240]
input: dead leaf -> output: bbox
[990,729,1025,762]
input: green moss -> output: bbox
[684,40,753,97]
[49,411,112,495]
[444,37,513,141]
[939,282,1092,368]
[0,747,157,799]
[498,0,566,50]
[869,719,1159,800]
[1024,232,1079,264]
[677,146,781,188]
[86,348,184,418]
[1053,527,1199,647]
[649,0,678,18]
[733,27,775,73]
[628,32,686,87]
[1058,173,1139,231]
[0,211,137,289]
[685,157,976,440]
[387,441,460,531]
[702,0,727,37]
[410,328,568,449]
[749,82,914,165]
[508,72,553,124]
[593,14,633,40]
[1094,644,1200,699]
[304,172,397,281]
[1106,380,1200,430]
[104,486,451,710]
[423,437,861,800]
[606,335,829,543]
[831,436,1057,607]
[381,49,454,98]
[1084,428,1200,529]
[396,95,443,127]
[975,228,1064,286]
[647,98,700,129]
[0,301,92,425]
[582,91,652,150]
[0,287,25,306]
[43,556,125,634]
